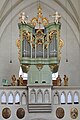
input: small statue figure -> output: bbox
[50,11,61,24]
[19,12,28,24]
[19,75,23,86]
[56,75,62,86]
[11,75,17,86]
[63,75,68,86]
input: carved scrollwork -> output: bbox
[36,29,44,45]
[42,17,49,26]
[22,30,30,43]
[36,64,44,71]
[59,39,64,49]
[16,39,20,49]
[21,64,30,73]
[59,39,64,61]
[16,39,21,61]
[49,30,57,41]
[31,17,38,26]
[49,64,59,73]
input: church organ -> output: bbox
[17,5,63,73]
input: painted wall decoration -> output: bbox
[16,108,25,119]
[70,108,78,119]
[2,107,11,119]
[56,107,65,119]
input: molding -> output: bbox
[0,85,79,90]
[53,86,80,90]
[0,86,27,89]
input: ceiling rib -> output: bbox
[53,0,79,30]
[0,0,9,19]
[67,0,80,29]
[0,0,24,26]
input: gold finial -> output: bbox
[37,4,42,18]
[31,4,48,28]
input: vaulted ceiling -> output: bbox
[0,0,80,45]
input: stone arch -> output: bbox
[53,91,59,105]
[1,91,7,104]
[21,92,27,105]
[30,89,36,103]
[8,91,14,104]
[60,91,66,104]
[44,89,50,103]
[74,91,79,104]
[37,89,43,103]
[15,91,20,104]
[67,91,72,104]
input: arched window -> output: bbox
[1,92,7,104]
[30,89,36,103]
[15,92,20,104]
[67,92,72,104]
[53,91,59,105]
[21,92,27,105]
[37,90,43,103]
[60,92,66,104]
[74,92,79,104]
[8,92,14,104]
[44,90,49,103]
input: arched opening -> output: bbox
[60,92,66,104]
[67,92,72,104]
[15,92,20,104]
[37,90,43,103]
[30,89,36,103]
[53,91,59,105]
[8,92,14,104]
[74,92,79,104]
[1,92,7,104]
[44,90,50,103]
[21,92,27,105]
